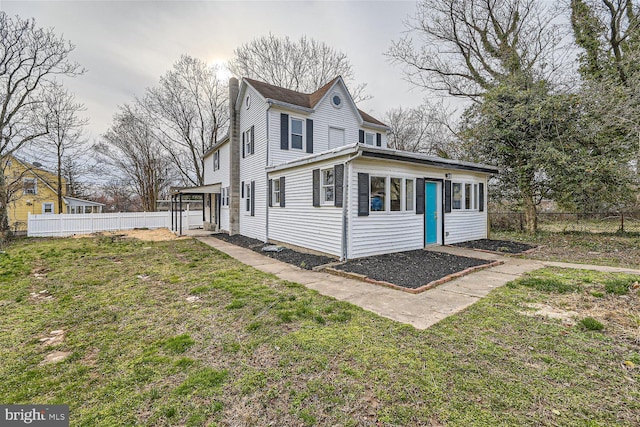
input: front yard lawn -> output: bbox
[0,236,638,426]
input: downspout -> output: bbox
[341,149,363,261]
[265,101,272,243]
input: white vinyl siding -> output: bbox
[444,173,488,244]
[268,83,387,166]
[203,141,231,232]
[239,85,268,241]
[348,158,489,258]
[268,158,347,257]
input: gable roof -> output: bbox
[243,77,388,128]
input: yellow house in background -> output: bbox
[3,155,104,232]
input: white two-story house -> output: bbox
[173,76,498,260]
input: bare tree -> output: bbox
[96,105,174,212]
[228,33,370,102]
[385,102,463,158]
[0,12,83,237]
[40,82,88,212]
[387,0,565,99]
[139,55,228,186]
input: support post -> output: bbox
[179,193,183,235]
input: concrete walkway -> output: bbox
[196,235,640,330]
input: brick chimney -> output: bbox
[228,77,240,235]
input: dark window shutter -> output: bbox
[250,125,255,155]
[376,133,381,147]
[242,132,245,158]
[312,169,320,207]
[250,181,255,216]
[280,113,289,150]
[444,180,452,213]
[241,181,244,198]
[358,129,364,144]
[357,173,369,216]
[334,164,344,207]
[416,178,425,215]
[306,119,313,153]
[479,183,485,212]
[268,179,273,207]
[280,176,285,208]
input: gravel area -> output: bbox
[212,233,336,270]
[334,250,493,289]
[453,239,536,254]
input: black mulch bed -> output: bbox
[453,239,536,254]
[212,233,336,270]
[334,250,493,289]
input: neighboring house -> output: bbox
[2,155,104,232]
[174,76,498,259]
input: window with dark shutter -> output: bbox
[312,169,320,207]
[250,125,255,155]
[334,164,344,207]
[357,173,369,216]
[358,129,364,144]
[280,176,285,207]
[250,181,255,216]
[376,133,381,147]
[479,182,485,212]
[416,178,425,215]
[306,119,313,153]
[444,180,452,213]
[280,113,289,150]
[268,179,273,207]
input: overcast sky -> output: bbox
[3,0,431,142]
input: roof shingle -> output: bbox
[243,77,387,127]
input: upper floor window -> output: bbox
[331,93,343,109]
[321,168,334,205]
[213,151,220,171]
[23,178,37,195]
[291,118,304,150]
[243,126,254,157]
[365,132,375,146]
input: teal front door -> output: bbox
[425,182,438,245]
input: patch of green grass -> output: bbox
[160,334,195,354]
[513,276,579,293]
[0,237,638,426]
[580,317,605,331]
[604,278,631,295]
[175,368,228,396]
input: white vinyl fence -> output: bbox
[27,211,204,237]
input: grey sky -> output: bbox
[3,0,428,141]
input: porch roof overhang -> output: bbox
[266,143,500,175]
[172,183,221,195]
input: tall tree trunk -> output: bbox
[0,172,11,244]
[521,186,538,234]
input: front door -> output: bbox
[425,182,438,245]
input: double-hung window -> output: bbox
[405,179,414,211]
[473,184,479,210]
[291,118,304,150]
[321,168,334,204]
[213,151,219,171]
[244,127,254,156]
[365,132,375,146]
[390,178,402,211]
[452,183,462,210]
[464,183,472,209]
[272,179,281,206]
[23,178,36,195]
[245,183,251,212]
[370,176,386,211]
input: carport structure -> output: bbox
[170,184,220,235]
